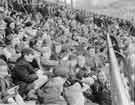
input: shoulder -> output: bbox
[15,58,29,67]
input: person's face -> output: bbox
[10,23,15,29]
[50,30,55,36]
[12,37,20,47]
[98,71,107,84]
[12,14,16,19]
[70,59,77,67]
[0,10,5,18]
[0,13,3,20]
[55,44,62,54]
[106,81,111,90]
[19,27,24,33]
[36,40,42,48]
[58,19,62,24]
[0,65,8,77]
[25,54,34,62]
[78,56,85,68]
[20,18,24,23]
[89,48,95,56]
[42,47,51,60]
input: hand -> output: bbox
[7,86,19,95]
[34,68,39,71]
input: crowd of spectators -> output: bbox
[0,0,134,105]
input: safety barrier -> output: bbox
[107,33,132,105]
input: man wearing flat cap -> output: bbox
[12,48,38,95]
[13,48,48,99]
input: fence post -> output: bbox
[107,33,131,105]
[71,0,73,9]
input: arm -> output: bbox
[0,79,8,97]
[41,58,59,67]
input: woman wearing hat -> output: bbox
[90,71,112,105]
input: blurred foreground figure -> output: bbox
[90,71,112,105]
[0,59,25,104]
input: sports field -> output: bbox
[75,0,135,20]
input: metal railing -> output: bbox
[107,33,132,105]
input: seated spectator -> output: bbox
[40,46,59,73]
[0,59,18,104]
[15,48,48,99]
[4,20,17,45]
[91,71,112,105]
[12,48,38,97]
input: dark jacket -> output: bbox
[5,27,14,37]
[91,81,112,105]
[12,57,38,95]
[13,57,38,84]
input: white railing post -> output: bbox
[107,33,131,105]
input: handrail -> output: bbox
[107,33,131,105]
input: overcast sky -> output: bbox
[73,0,119,7]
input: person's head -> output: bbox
[0,59,8,78]
[21,48,35,62]
[55,43,62,54]
[53,63,69,79]
[0,7,4,19]
[16,14,24,24]
[88,47,95,56]
[11,37,20,47]
[68,55,78,67]
[25,21,33,28]
[98,71,107,84]
[36,39,43,48]
[41,47,51,60]
[77,55,86,68]
[15,44,21,53]
[9,22,15,29]
[10,11,16,19]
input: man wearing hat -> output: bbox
[12,48,37,95]
[13,48,48,98]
